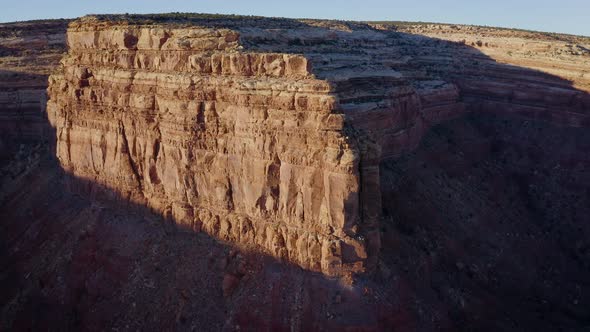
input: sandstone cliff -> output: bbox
[0,20,68,189]
[46,15,590,276]
[0,20,68,147]
[47,16,378,276]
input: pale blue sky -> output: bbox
[1,0,588,36]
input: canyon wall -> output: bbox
[47,17,378,276]
[373,23,590,127]
[45,15,590,276]
[0,20,68,150]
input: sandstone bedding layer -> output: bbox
[2,14,590,331]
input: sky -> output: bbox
[0,0,588,37]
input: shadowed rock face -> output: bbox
[1,14,590,331]
[0,20,69,191]
[0,20,69,147]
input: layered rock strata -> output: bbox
[46,15,590,276]
[0,20,68,149]
[371,22,590,127]
[47,17,378,276]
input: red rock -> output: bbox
[42,15,590,278]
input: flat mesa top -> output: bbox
[60,13,590,90]
[73,13,589,43]
[72,14,371,32]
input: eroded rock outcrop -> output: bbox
[47,17,378,276]
[0,20,68,147]
[46,15,590,276]
[373,22,590,126]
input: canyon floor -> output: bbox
[1,15,590,331]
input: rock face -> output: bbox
[0,20,68,149]
[47,17,376,276]
[46,15,590,276]
[0,20,68,186]
[375,22,590,127]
